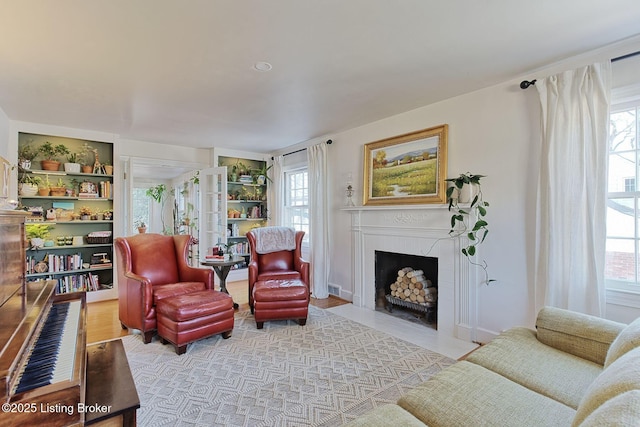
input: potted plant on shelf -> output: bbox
[445,173,494,284]
[64,152,81,173]
[18,173,42,196]
[38,141,70,171]
[25,223,54,249]
[79,206,92,221]
[37,174,52,196]
[18,142,39,170]
[251,163,272,185]
[103,161,113,175]
[49,177,67,197]
[78,143,94,173]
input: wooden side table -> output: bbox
[201,256,245,309]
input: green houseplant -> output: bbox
[445,173,494,284]
[25,223,54,249]
[18,142,38,169]
[18,172,42,196]
[64,152,81,173]
[38,141,70,171]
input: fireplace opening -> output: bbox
[375,250,438,329]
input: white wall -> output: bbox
[321,37,640,338]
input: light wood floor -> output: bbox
[86,280,349,344]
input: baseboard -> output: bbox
[328,282,353,302]
[474,327,500,345]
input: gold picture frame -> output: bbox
[363,124,448,206]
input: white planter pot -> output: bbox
[19,160,31,170]
[64,162,81,173]
[19,183,38,196]
[451,183,479,204]
[30,238,44,249]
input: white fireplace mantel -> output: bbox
[346,205,478,342]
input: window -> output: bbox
[132,187,151,234]
[606,99,640,292]
[284,168,309,241]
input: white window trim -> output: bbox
[283,165,310,249]
[606,83,640,308]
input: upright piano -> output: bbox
[0,212,140,427]
[0,212,87,426]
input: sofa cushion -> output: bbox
[578,390,640,427]
[572,346,640,426]
[342,404,425,427]
[604,316,640,368]
[467,327,601,409]
[536,306,624,365]
[398,361,575,427]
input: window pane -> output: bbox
[284,169,309,241]
[605,238,636,282]
[608,152,636,192]
[607,198,636,238]
[610,108,637,153]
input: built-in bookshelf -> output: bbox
[18,132,114,299]
[218,156,268,273]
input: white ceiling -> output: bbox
[2,1,640,154]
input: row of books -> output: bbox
[56,273,102,293]
[26,252,111,274]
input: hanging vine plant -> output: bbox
[445,173,494,284]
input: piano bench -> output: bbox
[156,290,235,355]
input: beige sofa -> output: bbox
[344,307,640,427]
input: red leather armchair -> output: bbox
[247,228,310,313]
[115,233,214,343]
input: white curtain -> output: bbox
[534,62,611,316]
[308,143,330,299]
[269,155,284,226]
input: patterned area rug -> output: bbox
[122,306,454,427]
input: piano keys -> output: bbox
[14,299,82,394]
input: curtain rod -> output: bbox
[272,139,333,160]
[520,50,640,89]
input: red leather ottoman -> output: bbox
[252,279,309,329]
[156,289,234,354]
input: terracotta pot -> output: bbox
[81,165,93,173]
[49,187,66,197]
[40,160,61,171]
[38,188,50,196]
[104,165,113,175]
[138,227,147,234]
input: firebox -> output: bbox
[374,250,438,328]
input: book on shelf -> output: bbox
[54,272,101,294]
[78,192,99,198]
[90,263,112,268]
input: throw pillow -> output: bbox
[573,346,640,426]
[578,390,640,427]
[604,316,640,368]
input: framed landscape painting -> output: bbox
[363,124,448,206]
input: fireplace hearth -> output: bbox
[375,251,437,328]
[347,205,478,342]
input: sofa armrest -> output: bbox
[536,306,625,365]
